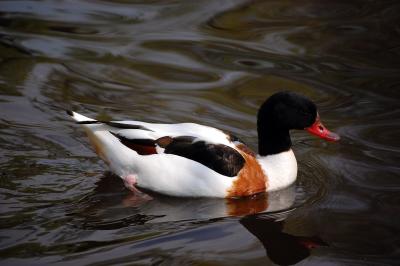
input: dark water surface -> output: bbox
[1,0,400,265]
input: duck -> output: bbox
[67,91,339,198]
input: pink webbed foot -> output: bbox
[122,174,152,206]
[123,174,138,192]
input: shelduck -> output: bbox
[68,91,339,198]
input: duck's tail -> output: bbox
[67,110,108,161]
[67,110,137,177]
[66,110,99,124]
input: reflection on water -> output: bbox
[73,172,296,226]
[0,0,399,265]
[240,214,327,265]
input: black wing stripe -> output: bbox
[75,119,152,131]
[77,121,101,124]
[162,136,245,177]
[105,122,153,131]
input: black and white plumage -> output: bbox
[110,134,246,177]
[68,92,339,198]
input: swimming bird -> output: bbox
[67,91,339,198]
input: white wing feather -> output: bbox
[110,121,234,147]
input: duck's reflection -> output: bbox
[240,214,327,265]
[84,172,296,222]
[79,172,326,264]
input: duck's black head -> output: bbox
[257,91,339,156]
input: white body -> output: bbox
[70,112,297,198]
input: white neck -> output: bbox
[257,149,297,192]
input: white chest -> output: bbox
[257,150,298,192]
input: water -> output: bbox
[1,0,399,265]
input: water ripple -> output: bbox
[1,0,400,265]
